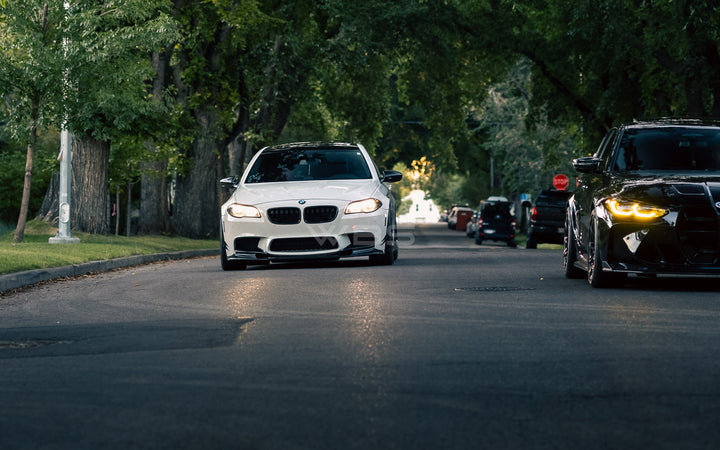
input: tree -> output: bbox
[60,0,178,235]
[0,1,63,242]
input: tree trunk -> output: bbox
[72,134,111,235]
[139,49,171,234]
[171,109,220,238]
[37,172,59,224]
[139,158,168,234]
[13,113,38,243]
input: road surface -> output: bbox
[1,223,719,449]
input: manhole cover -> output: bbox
[454,287,536,292]
[0,340,71,350]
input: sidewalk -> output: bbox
[0,249,219,294]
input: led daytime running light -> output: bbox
[604,199,668,219]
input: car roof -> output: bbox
[260,142,361,152]
[624,118,720,130]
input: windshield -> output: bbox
[612,127,720,172]
[245,148,373,183]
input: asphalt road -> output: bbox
[1,223,720,449]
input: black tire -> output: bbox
[587,218,626,288]
[508,239,517,248]
[220,229,247,271]
[563,216,584,279]
[474,230,482,245]
[526,238,537,249]
[370,224,398,266]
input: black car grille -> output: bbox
[267,206,338,225]
[675,204,720,264]
[303,206,338,224]
[267,207,301,224]
[270,237,338,252]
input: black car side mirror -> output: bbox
[573,157,603,174]
[381,170,403,183]
[219,176,239,191]
[521,200,532,208]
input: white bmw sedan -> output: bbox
[219,142,402,270]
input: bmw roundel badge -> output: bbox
[298,199,306,205]
[716,201,720,210]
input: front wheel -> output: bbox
[370,225,398,266]
[220,229,247,271]
[474,230,482,245]
[587,218,626,288]
[563,216,584,279]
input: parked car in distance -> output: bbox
[475,200,517,247]
[565,119,720,287]
[523,189,573,248]
[448,206,474,231]
[219,141,402,270]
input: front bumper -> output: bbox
[528,222,565,243]
[601,211,720,275]
[222,206,389,263]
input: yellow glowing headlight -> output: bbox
[344,198,382,214]
[604,199,668,219]
[227,204,261,218]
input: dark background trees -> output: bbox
[2,0,719,237]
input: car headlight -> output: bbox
[344,198,382,214]
[227,204,261,218]
[604,199,668,219]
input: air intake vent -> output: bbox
[675,204,719,264]
[270,237,338,252]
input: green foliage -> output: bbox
[0,123,57,224]
[63,0,180,140]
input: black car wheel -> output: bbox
[370,223,398,266]
[563,216,584,279]
[587,218,626,288]
[526,237,537,249]
[220,229,247,271]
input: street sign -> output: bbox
[553,174,569,190]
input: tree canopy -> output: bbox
[1,0,718,234]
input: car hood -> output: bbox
[232,180,382,205]
[606,173,720,208]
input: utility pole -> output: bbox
[49,2,79,244]
[49,130,79,244]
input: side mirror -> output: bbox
[573,156,603,174]
[381,170,403,183]
[219,176,239,191]
[521,200,532,208]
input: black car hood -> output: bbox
[604,173,720,209]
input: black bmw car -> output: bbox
[564,119,720,287]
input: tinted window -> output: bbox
[245,148,373,183]
[613,127,720,171]
[481,202,514,218]
[535,191,572,206]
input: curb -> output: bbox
[0,249,219,294]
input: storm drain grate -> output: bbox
[454,287,536,292]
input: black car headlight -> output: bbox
[227,204,261,218]
[604,199,668,219]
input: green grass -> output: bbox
[1,220,217,275]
